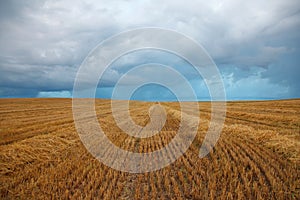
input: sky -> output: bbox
[0,0,299,100]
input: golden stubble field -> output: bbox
[0,98,299,199]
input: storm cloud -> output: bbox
[0,0,299,99]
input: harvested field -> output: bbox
[0,98,299,199]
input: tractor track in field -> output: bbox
[117,104,299,199]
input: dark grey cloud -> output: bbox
[261,49,300,97]
[0,0,299,99]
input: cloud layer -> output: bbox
[0,0,299,99]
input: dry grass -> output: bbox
[0,98,299,199]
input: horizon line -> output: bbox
[0,97,299,102]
